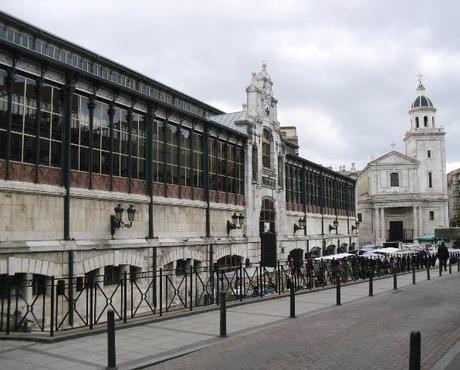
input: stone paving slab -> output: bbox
[0,269,455,370]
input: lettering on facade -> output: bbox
[262,176,277,188]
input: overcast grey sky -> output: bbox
[3,0,459,172]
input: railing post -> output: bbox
[190,266,193,311]
[123,271,127,323]
[263,266,266,296]
[277,260,281,294]
[336,263,341,305]
[439,258,442,277]
[89,280,94,329]
[221,270,225,299]
[289,280,296,318]
[449,259,452,274]
[369,265,374,297]
[50,276,55,337]
[159,268,163,316]
[409,331,421,370]
[243,266,246,301]
[107,309,117,370]
[412,261,416,285]
[321,258,325,288]
[216,271,220,306]
[219,291,227,338]
[239,261,243,302]
[5,276,11,335]
[393,266,397,290]
[259,264,263,298]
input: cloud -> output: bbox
[2,0,459,173]
[278,107,347,166]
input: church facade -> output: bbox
[0,12,357,291]
[357,81,449,246]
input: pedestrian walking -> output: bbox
[437,242,449,271]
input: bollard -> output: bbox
[107,309,117,370]
[427,258,430,280]
[219,291,227,338]
[458,259,460,273]
[369,268,373,297]
[439,260,442,277]
[412,262,416,285]
[449,261,452,274]
[393,267,397,290]
[289,281,296,318]
[409,331,421,370]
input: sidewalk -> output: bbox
[0,269,454,370]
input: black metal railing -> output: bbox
[1,251,458,336]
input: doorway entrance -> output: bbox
[260,198,276,267]
[389,221,403,241]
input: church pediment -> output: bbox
[370,151,418,166]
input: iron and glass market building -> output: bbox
[0,12,357,311]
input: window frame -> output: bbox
[390,172,399,187]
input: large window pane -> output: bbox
[24,106,36,135]
[11,104,23,133]
[12,75,25,105]
[39,139,50,165]
[40,112,51,139]
[23,135,35,164]
[101,151,110,175]
[25,78,37,108]
[41,84,52,111]
[51,114,62,141]
[70,145,78,169]
[10,133,22,161]
[50,141,61,167]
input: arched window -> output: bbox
[415,117,419,128]
[390,172,399,187]
[262,129,272,169]
[424,116,428,127]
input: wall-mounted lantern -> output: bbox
[352,220,360,233]
[293,216,306,234]
[227,212,245,235]
[329,218,339,233]
[111,204,136,238]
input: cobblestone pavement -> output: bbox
[150,273,460,370]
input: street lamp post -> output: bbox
[227,212,245,235]
[294,216,306,234]
[110,204,136,238]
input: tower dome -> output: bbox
[408,79,437,131]
[410,82,434,109]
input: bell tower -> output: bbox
[246,62,278,126]
[404,78,447,193]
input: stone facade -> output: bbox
[357,82,449,245]
[447,168,460,227]
[0,13,357,332]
